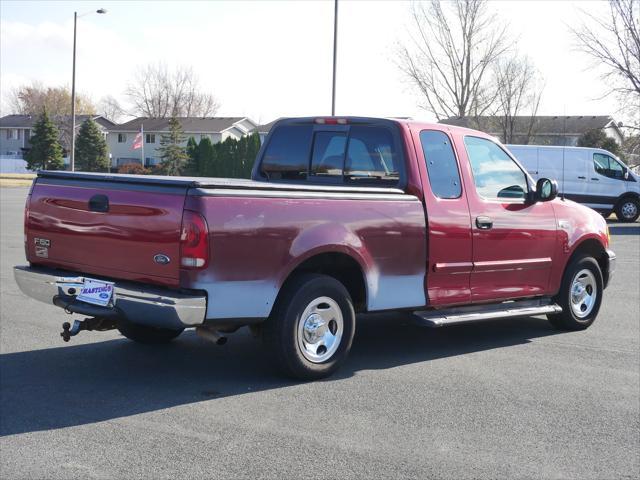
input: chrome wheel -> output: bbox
[297,296,343,363]
[620,201,638,220]
[570,269,597,319]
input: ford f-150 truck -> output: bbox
[14,117,616,380]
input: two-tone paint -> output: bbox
[23,118,613,327]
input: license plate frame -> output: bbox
[75,278,115,307]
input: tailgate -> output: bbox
[26,175,189,287]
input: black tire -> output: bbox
[615,197,640,223]
[117,318,184,344]
[547,256,603,330]
[263,274,356,380]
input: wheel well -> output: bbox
[616,193,639,207]
[281,253,367,312]
[570,239,608,283]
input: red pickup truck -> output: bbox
[14,117,615,379]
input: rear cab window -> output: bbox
[258,120,404,187]
[464,136,529,201]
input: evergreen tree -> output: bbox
[75,118,109,172]
[185,136,200,175]
[577,129,620,155]
[25,109,64,170]
[157,116,188,175]
[198,136,216,176]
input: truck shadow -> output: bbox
[1,314,559,437]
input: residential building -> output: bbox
[0,114,114,172]
[439,115,624,146]
[256,119,279,144]
[107,117,258,168]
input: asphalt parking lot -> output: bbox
[1,186,638,479]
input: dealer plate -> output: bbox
[76,278,115,307]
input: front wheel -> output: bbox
[615,198,640,223]
[263,274,356,380]
[117,318,184,344]
[547,256,603,330]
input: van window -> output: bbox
[345,126,399,183]
[464,136,528,200]
[594,153,625,180]
[310,131,346,178]
[420,130,461,199]
[261,125,313,180]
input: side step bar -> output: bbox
[413,298,562,328]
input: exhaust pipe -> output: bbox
[196,326,227,345]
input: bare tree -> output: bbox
[573,0,640,126]
[8,82,96,116]
[399,0,510,120]
[125,64,220,118]
[492,55,544,144]
[98,95,126,123]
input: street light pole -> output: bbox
[331,0,338,116]
[70,8,107,172]
[70,11,78,171]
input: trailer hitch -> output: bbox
[60,317,117,342]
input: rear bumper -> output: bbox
[13,265,207,329]
[605,249,616,288]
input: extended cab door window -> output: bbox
[594,152,625,180]
[260,125,313,180]
[420,130,462,198]
[464,136,528,201]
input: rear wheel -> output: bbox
[547,256,603,330]
[263,274,355,380]
[117,318,183,344]
[615,197,640,222]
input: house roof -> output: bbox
[112,117,251,133]
[439,115,620,135]
[0,114,115,130]
[256,119,279,134]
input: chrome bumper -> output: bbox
[605,249,616,288]
[13,266,207,329]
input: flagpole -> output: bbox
[141,123,144,166]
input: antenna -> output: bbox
[561,111,566,201]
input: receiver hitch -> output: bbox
[60,317,117,342]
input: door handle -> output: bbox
[89,194,109,213]
[591,178,599,181]
[476,216,493,230]
[577,176,586,179]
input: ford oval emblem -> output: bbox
[154,254,171,265]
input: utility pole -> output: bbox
[69,8,107,172]
[70,11,78,171]
[331,0,338,116]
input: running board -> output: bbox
[413,299,562,328]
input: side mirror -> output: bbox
[536,178,558,202]
[624,169,629,180]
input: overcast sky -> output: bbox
[0,0,618,124]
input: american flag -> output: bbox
[132,130,143,150]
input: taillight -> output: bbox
[315,118,348,125]
[180,210,209,269]
[23,195,30,257]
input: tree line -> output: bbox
[399,0,639,151]
[127,117,260,179]
[8,63,219,123]
[24,109,260,178]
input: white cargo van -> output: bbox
[507,145,640,222]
